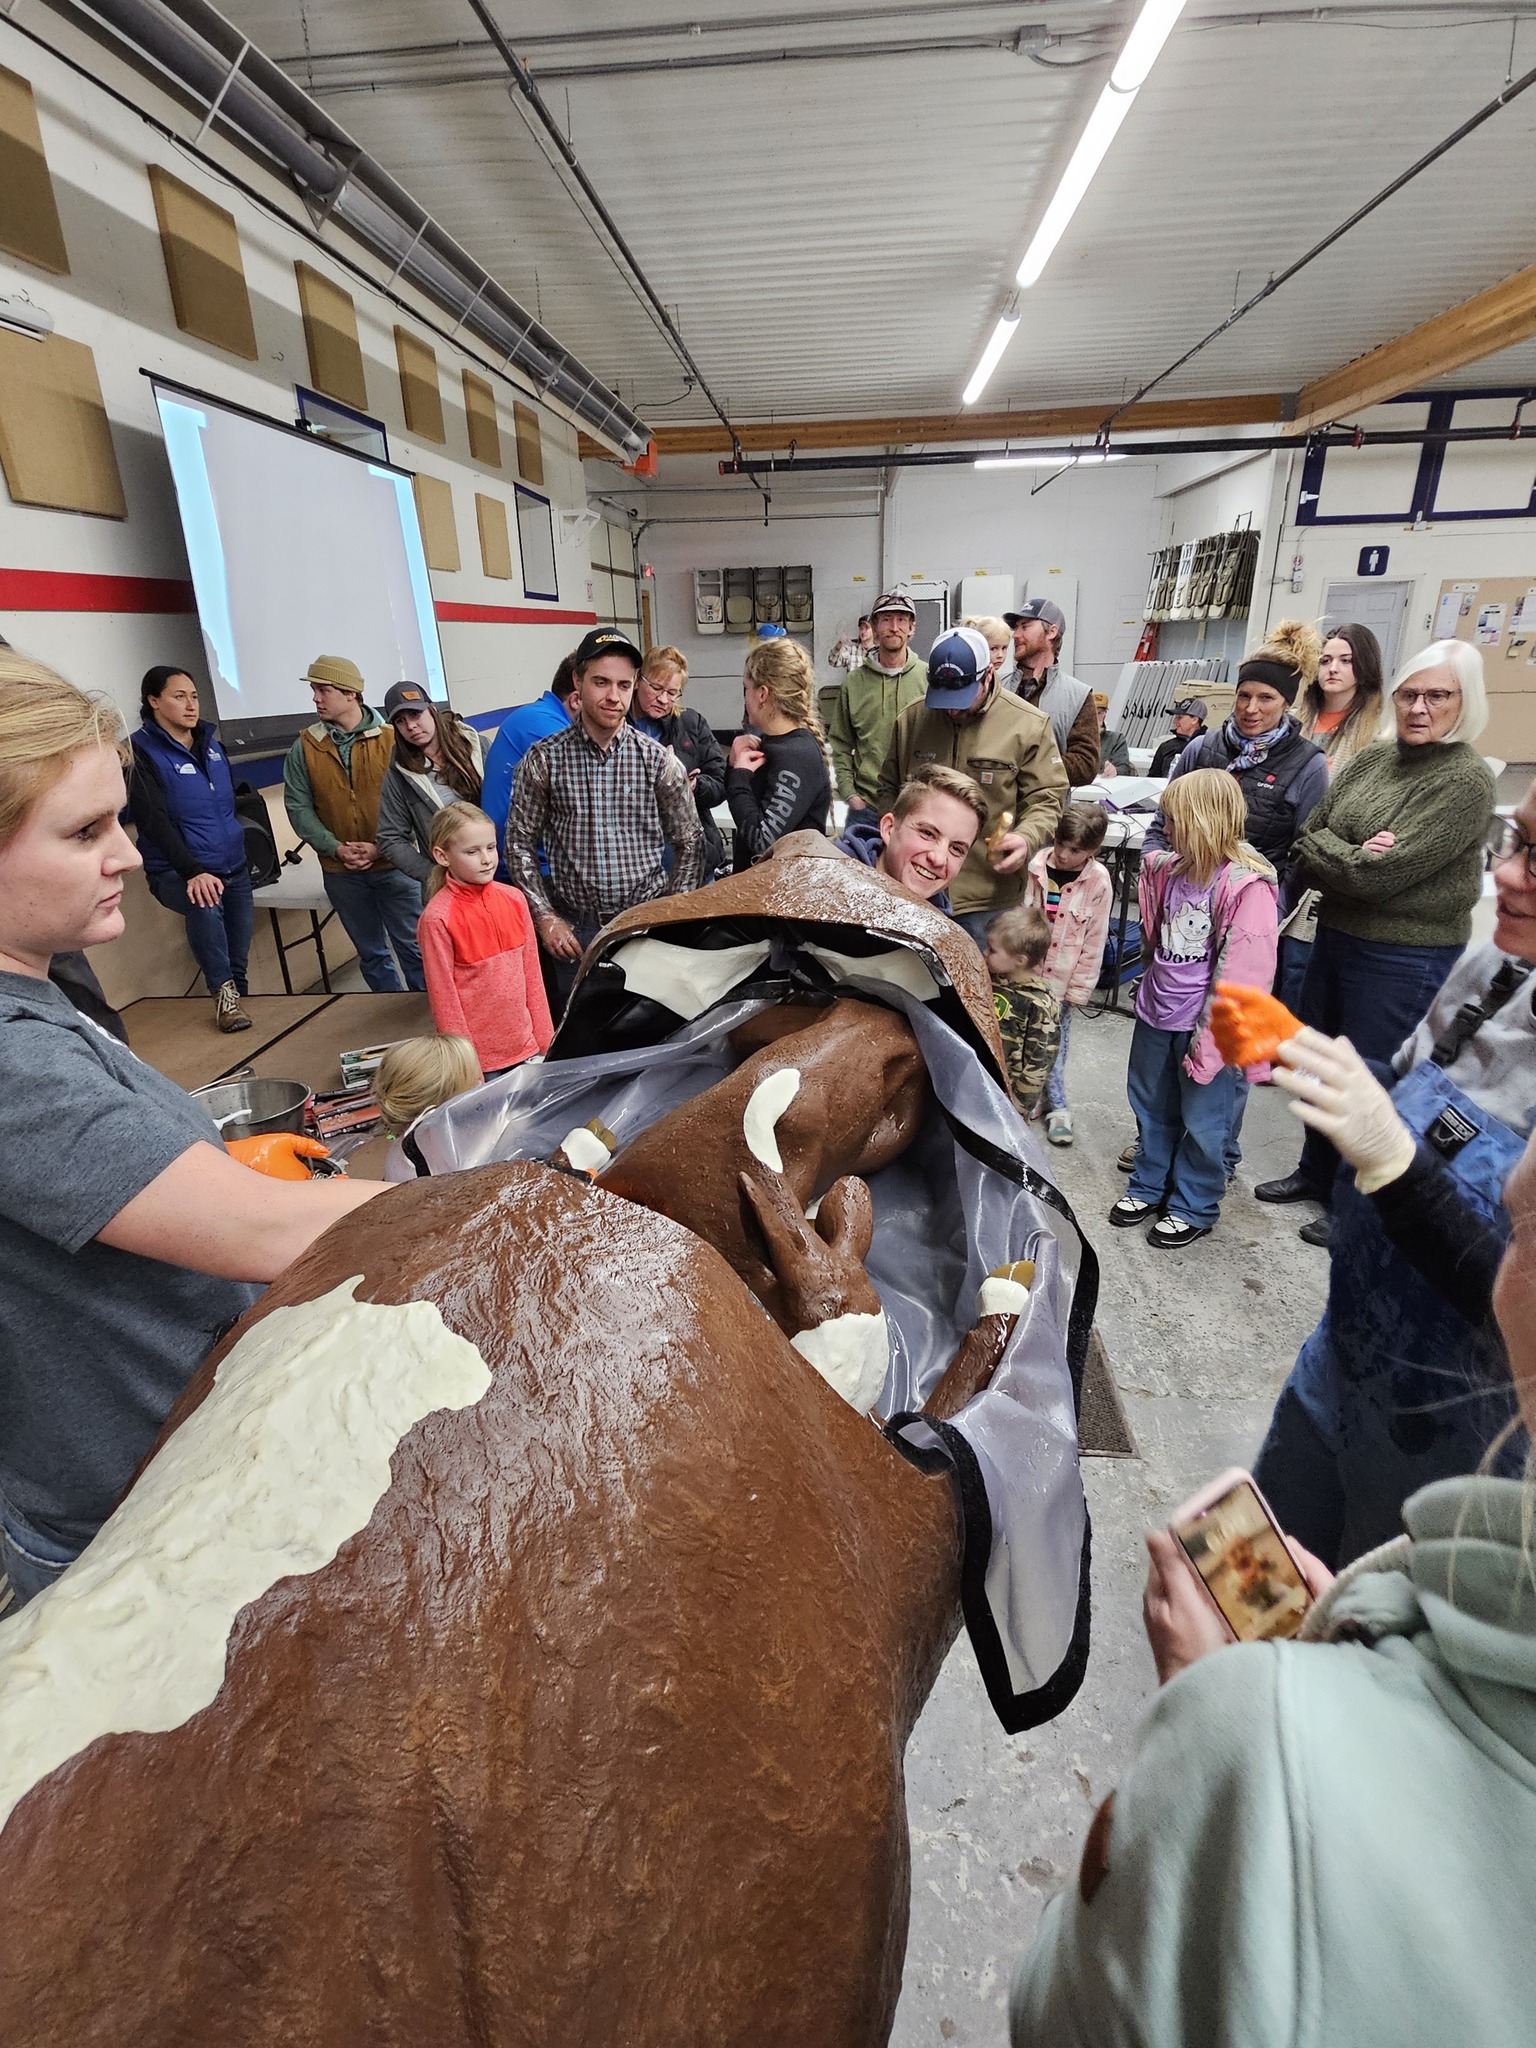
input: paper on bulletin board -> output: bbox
[1477,603,1508,646]
[1434,589,1464,637]
[1436,575,1536,761]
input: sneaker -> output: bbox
[1109,1196,1159,1228]
[1046,1108,1074,1147]
[1148,1214,1211,1250]
[1116,1140,1137,1173]
[215,980,252,1033]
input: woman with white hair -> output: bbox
[1255,639,1495,1235]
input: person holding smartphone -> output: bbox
[1007,1131,1536,2045]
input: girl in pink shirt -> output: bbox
[419,802,553,1079]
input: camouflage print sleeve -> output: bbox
[994,983,1061,1120]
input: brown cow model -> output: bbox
[0,845,1067,2047]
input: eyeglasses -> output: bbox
[1492,819,1536,880]
[1395,687,1460,712]
[643,683,684,704]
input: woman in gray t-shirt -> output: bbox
[0,654,389,1608]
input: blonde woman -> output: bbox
[0,652,385,1604]
[726,636,832,868]
[631,645,728,879]
[1112,770,1278,1249]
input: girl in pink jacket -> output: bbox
[1025,802,1114,1148]
[1111,771,1277,1250]
[419,802,554,1079]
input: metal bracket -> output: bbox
[301,142,361,231]
[382,215,429,291]
[192,36,251,146]
[447,278,487,341]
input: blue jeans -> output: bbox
[1044,1004,1072,1111]
[1,1499,78,1609]
[1127,1020,1238,1229]
[1276,934,1311,1011]
[1293,926,1463,1198]
[1252,1382,1347,1569]
[323,867,425,992]
[149,868,253,996]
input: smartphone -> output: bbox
[1168,1468,1312,1644]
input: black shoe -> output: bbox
[1109,1196,1160,1228]
[1254,1170,1323,1205]
[1148,1214,1212,1250]
[1298,1215,1332,1248]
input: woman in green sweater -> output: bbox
[1256,638,1493,1221]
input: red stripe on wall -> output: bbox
[434,602,598,626]
[0,569,196,613]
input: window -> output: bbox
[515,484,558,601]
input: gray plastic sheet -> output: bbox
[410,977,1090,1725]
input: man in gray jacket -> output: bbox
[1005,598,1100,786]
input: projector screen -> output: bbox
[152,377,448,754]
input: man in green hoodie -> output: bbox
[827,592,928,814]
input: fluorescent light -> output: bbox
[962,308,1020,407]
[0,291,54,340]
[975,452,1126,469]
[1112,0,1188,89]
[1013,0,1188,289]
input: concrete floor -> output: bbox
[890,997,1331,2046]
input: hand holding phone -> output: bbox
[1168,1469,1316,1649]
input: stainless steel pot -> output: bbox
[192,1077,314,1141]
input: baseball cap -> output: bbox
[925,626,992,709]
[304,654,365,695]
[871,590,917,621]
[1171,696,1208,721]
[572,626,643,669]
[1002,597,1066,635]
[755,621,788,639]
[383,681,432,721]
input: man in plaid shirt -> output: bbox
[507,627,705,1003]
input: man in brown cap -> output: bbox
[827,591,928,814]
[282,655,425,991]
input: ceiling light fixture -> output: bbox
[0,291,54,341]
[962,296,1020,408]
[974,452,1126,469]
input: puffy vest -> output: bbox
[1021,666,1091,766]
[1187,720,1324,875]
[301,717,395,871]
[131,720,245,879]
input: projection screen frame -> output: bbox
[146,369,449,759]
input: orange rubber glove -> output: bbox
[1210,982,1304,1069]
[225,1133,332,1180]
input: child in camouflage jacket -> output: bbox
[983,906,1061,1121]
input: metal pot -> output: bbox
[192,1077,314,1141]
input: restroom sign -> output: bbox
[1357,545,1391,576]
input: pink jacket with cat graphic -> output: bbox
[1025,850,1113,1007]
[1137,850,1278,1084]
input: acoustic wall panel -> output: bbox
[512,400,544,485]
[148,167,257,360]
[412,472,460,571]
[0,64,69,274]
[295,261,367,410]
[476,492,515,580]
[463,371,501,467]
[0,330,126,517]
[395,327,445,443]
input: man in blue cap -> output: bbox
[875,625,1069,948]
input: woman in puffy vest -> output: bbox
[127,666,253,1034]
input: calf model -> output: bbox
[0,837,1085,2047]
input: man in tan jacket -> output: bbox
[875,626,1068,948]
[282,654,425,991]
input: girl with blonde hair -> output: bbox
[726,635,832,868]
[418,801,552,1078]
[1112,768,1278,1249]
[373,1031,483,1180]
[0,650,385,1604]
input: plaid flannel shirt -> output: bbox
[506,718,705,929]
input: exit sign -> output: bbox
[1357,545,1391,576]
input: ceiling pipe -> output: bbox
[57,0,654,458]
[717,418,1536,474]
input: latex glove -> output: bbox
[1271,1026,1415,1191]
[226,1133,332,1180]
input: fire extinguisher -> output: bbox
[1133,621,1159,662]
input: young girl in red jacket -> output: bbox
[419,802,554,1078]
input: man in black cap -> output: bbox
[827,591,928,814]
[1149,698,1209,779]
[1004,598,1100,786]
[505,627,705,1007]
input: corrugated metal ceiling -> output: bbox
[213,0,1536,424]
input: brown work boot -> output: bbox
[215,980,252,1033]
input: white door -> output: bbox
[1320,579,1414,675]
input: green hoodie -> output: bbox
[1011,1476,1536,2048]
[826,649,928,805]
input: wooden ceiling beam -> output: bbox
[579,392,1288,462]
[1290,263,1536,434]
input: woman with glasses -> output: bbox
[630,646,728,881]
[1249,773,1536,1567]
[1256,639,1494,1236]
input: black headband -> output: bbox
[1237,656,1300,705]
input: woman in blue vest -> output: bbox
[128,666,253,1033]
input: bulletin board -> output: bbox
[1435,577,1536,762]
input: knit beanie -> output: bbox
[1237,619,1321,706]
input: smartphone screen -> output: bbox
[1172,1478,1312,1642]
